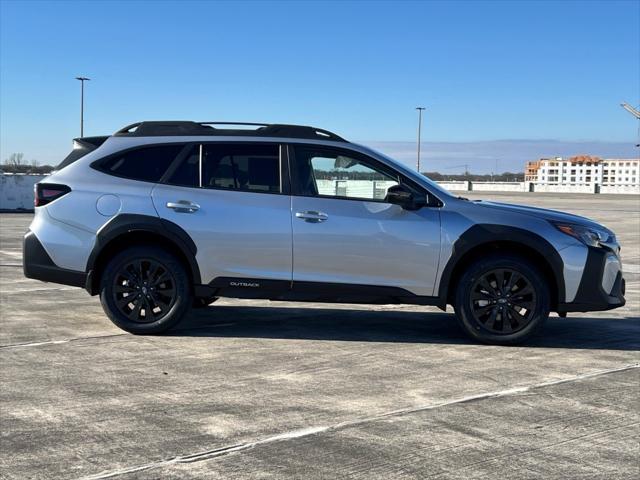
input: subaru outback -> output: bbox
[23,121,626,344]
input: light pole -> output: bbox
[75,77,90,137]
[415,107,425,173]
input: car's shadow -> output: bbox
[170,304,640,351]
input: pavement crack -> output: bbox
[0,333,127,349]
[79,428,328,480]
[0,323,238,350]
[77,363,639,480]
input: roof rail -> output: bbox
[114,121,347,142]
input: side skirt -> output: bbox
[196,277,443,307]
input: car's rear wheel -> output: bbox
[454,254,550,345]
[99,246,191,334]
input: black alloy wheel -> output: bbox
[469,268,536,334]
[454,254,550,345]
[112,258,177,323]
[100,246,191,334]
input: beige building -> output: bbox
[525,156,639,186]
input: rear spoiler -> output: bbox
[55,136,109,171]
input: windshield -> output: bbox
[355,144,455,199]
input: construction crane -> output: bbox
[621,102,640,119]
[620,102,640,148]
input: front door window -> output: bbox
[293,146,399,201]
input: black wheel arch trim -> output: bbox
[437,224,566,307]
[85,214,201,295]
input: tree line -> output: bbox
[423,171,525,182]
[314,168,525,182]
[1,153,55,174]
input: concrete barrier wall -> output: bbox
[316,179,397,199]
[471,182,527,192]
[531,183,596,194]
[0,174,47,210]
[436,181,469,191]
[600,184,640,195]
[436,181,639,195]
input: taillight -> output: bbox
[35,183,71,207]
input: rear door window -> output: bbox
[202,144,280,193]
[97,145,185,182]
[165,145,200,187]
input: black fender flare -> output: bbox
[437,224,566,305]
[85,214,201,294]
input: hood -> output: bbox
[472,200,607,230]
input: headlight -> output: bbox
[552,222,613,248]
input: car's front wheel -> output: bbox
[454,254,550,345]
[99,246,192,334]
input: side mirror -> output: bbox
[384,184,427,210]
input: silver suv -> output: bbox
[23,121,626,344]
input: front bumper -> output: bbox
[23,230,87,288]
[557,246,626,312]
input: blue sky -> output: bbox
[1,0,638,172]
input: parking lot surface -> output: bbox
[1,192,639,479]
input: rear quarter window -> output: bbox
[56,136,109,172]
[95,145,184,182]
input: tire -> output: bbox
[99,246,192,334]
[453,254,550,345]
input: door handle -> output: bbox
[295,211,328,223]
[166,200,200,213]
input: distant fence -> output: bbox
[1,174,639,212]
